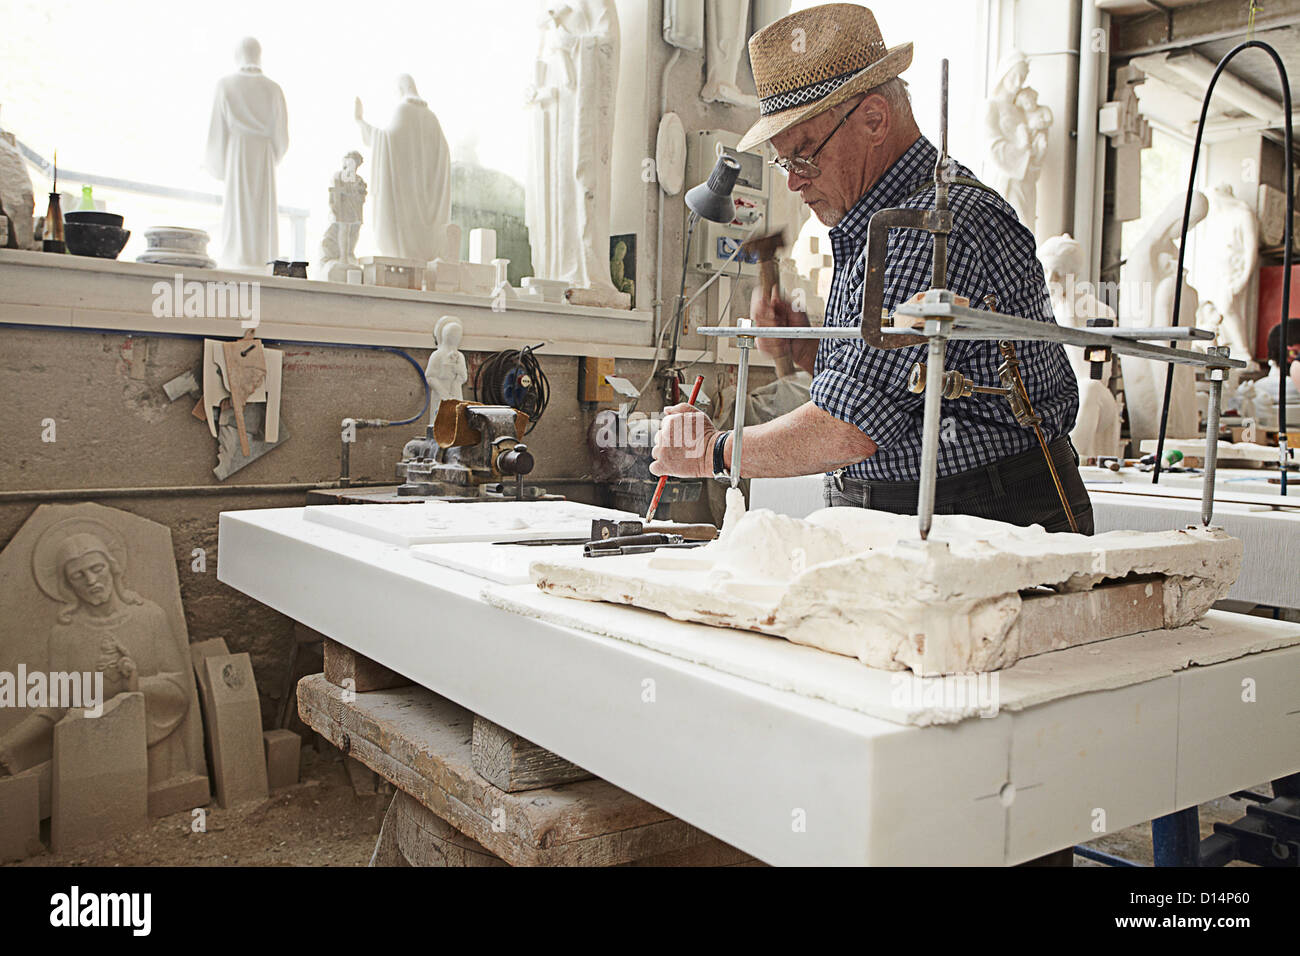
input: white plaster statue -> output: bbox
[1231,378,1256,419]
[1038,234,1124,459]
[703,0,759,108]
[0,106,36,249]
[426,316,468,425]
[983,51,1049,234]
[355,75,452,264]
[524,0,625,304]
[1099,65,1151,223]
[203,37,289,269]
[318,151,367,282]
[1254,360,1300,429]
[1118,191,1209,446]
[1199,183,1259,362]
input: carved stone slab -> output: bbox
[203,653,269,807]
[0,503,208,828]
[263,729,301,791]
[51,692,148,852]
[0,770,42,862]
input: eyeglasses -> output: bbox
[769,97,866,179]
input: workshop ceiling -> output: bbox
[1097,0,1206,14]
[1194,24,1300,105]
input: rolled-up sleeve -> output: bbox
[810,338,922,451]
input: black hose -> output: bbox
[473,345,550,433]
[1152,40,1292,497]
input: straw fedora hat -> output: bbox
[736,4,913,152]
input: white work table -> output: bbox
[218,505,1300,866]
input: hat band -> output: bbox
[758,67,866,116]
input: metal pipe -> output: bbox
[731,324,753,488]
[933,59,950,291]
[0,476,600,505]
[1074,0,1105,281]
[0,481,395,504]
[1201,346,1229,527]
[917,330,947,540]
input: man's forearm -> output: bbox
[723,401,876,477]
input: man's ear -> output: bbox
[859,93,890,146]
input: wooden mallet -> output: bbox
[740,229,793,377]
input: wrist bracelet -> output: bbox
[712,430,731,479]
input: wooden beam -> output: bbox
[297,674,757,866]
[322,639,411,692]
[471,716,594,792]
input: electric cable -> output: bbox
[1151,40,1292,496]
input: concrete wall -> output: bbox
[0,324,661,725]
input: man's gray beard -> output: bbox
[816,207,845,227]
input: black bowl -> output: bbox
[64,210,125,227]
[64,221,131,259]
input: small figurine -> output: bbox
[425,316,468,425]
[318,151,367,282]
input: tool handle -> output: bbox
[645,374,705,520]
[756,259,797,378]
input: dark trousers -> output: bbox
[823,436,1095,535]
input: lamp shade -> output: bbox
[685,154,741,223]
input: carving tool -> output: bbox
[584,534,705,557]
[490,519,718,547]
[645,374,704,520]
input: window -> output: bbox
[2,0,536,271]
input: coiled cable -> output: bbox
[474,344,550,434]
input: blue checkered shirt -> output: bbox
[811,137,1078,481]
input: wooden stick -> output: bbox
[646,374,705,521]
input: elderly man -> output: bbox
[651,3,1091,533]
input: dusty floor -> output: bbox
[13,743,388,867]
[8,742,1277,866]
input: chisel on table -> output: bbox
[645,373,705,521]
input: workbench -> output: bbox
[218,503,1300,865]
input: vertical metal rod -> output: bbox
[731,328,753,488]
[918,333,947,539]
[932,59,949,290]
[1201,357,1225,527]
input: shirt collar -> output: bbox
[829,136,938,242]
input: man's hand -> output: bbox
[750,287,816,374]
[649,404,717,479]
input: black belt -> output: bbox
[831,436,1080,508]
